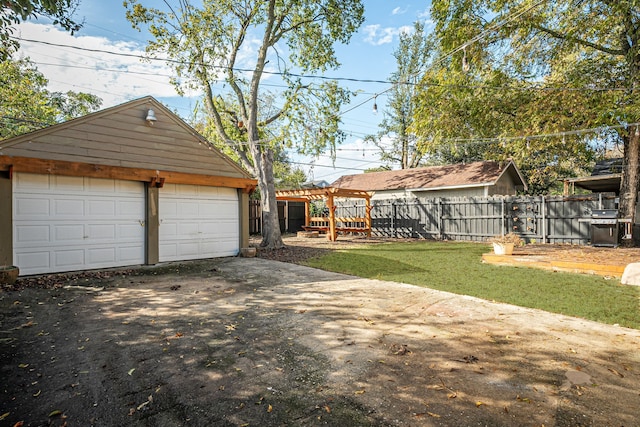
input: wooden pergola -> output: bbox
[275,187,374,241]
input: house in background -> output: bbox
[0,96,256,276]
[331,160,527,200]
[563,158,623,196]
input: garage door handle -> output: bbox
[139,220,145,226]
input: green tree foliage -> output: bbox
[1,0,82,59]
[366,21,432,169]
[414,0,640,201]
[192,106,307,197]
[125,0,364,249]
[0,57,102,139]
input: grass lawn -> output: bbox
[303,240,640,330]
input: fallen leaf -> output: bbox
[354,389,366,395]
[427,412,441,418]
[267,404,273,413]
[49,410,62,417]
[128,408,135,416]
[608,368,624,378]
[18,364,29,368]
[323,405,331,413]
[175,332,183,338]
[475,401,484,407]
[447,392,457,399]
[13,422,24,427]
[127,368,135,376]
[0,413,9,421]
[32,390,41,397]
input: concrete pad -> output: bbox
[621,262,640,286]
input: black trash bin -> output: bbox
[590,209,618,247]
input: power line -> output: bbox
[18,34,633,97]
[14,36,396,86]
[340,0,547,117]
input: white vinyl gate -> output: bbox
[13,173,146,275]
[159,184,239,262]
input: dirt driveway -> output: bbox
[1,256,639,426]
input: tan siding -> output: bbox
[489,173,517,196]
[3,99,250,179]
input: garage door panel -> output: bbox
[16,252,50,271]
[54,224,85,241]
[161,201,178,217]
[54,175,84,190]
[119,245,144,261]
[55,249,85,267]
[15,173,49,190]
[88,247,116,264]
[15,224,50,243]
[119,223,143,240]
[159,184,239,262]
[87,200,115,216]
[88,224,116,240]
[119,200,143,216]
[14,173,145,275]
[54,199,85,217]
[159,244,178,259]
[178,202,200,218]
[15,198,50,217]
[87,177,116,192]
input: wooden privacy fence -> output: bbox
[334,194,618,245]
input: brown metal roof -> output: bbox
[331,160,525,191]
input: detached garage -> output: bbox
[0,96,256,276]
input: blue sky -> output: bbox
[14,1,433,183]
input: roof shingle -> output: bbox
[331,160,515,191]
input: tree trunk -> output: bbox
[619,125,640,246]
[255,148,284,249]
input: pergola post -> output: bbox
[327,193,337,241]
[365,197,372,238]
[305,200,310,228]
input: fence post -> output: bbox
[391,201,397,238]
[437,198,443,240]
[541,195,547,244]
[501,198,506,235]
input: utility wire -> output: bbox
[340,0,547,116]
[16,35,634,96]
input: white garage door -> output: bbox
[159,183,239,262]
[13,173,146,275]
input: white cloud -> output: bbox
[14,22,184,108]
[362,24,400,46]
[392,6,409,15]
[300,137,389,184]
[398,25,414,36]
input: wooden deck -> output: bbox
[482,245,638,278]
